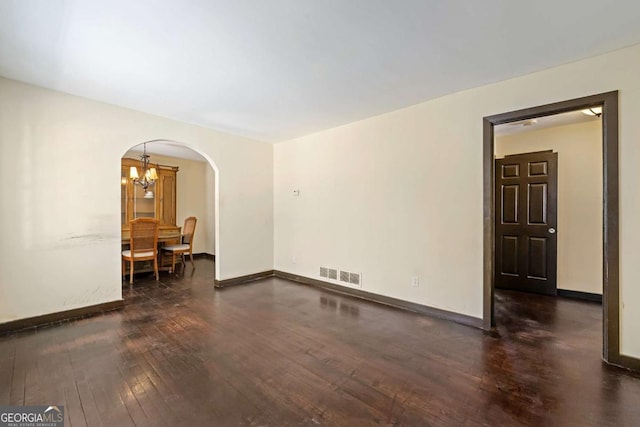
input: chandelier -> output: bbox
[129,143,158,198]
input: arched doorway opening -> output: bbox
[120,139,220,281]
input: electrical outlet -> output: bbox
[292,256,297,264]
[411,276,420,287]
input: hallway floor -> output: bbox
[0,259,638,426]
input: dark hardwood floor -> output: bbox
[1,259,639,426]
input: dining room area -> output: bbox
[120,140,217,284]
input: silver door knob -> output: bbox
[548,228,556,234]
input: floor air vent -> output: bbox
[328,269,338,280]
[340,270,350,282]
[320,267,328,278]
[349,272,361,286]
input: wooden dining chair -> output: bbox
[162,216,197,273]
[122,218,160,284]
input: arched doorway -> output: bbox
[120,139,220,281]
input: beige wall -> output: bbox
[122,152,216,255]
[495,121,602,295]
[274,43,640,359]
[0,77,273,324]
[205,165,216,255]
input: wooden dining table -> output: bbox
[121,228,182,244]
[121,227,182,274]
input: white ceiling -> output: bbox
[126,141,207,162]
[495,110,601,137]
[1,1,639,143]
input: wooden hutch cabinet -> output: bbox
[121,158,180,238]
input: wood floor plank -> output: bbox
[75,380,103,427]
[62,382,88,427]
[0,345,15,406]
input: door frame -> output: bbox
[482,91,635,370]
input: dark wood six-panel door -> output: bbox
[495,151,558,295]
